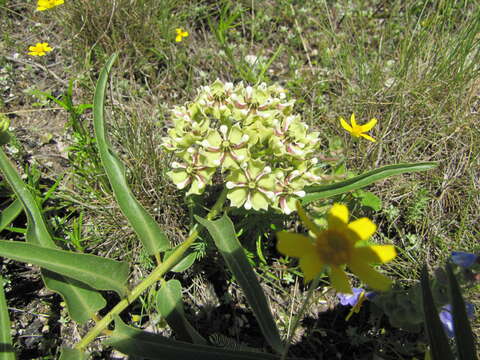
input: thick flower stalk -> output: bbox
[162,79,330,214]
[277,202,397,293]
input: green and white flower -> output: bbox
[226,159,276,211]
[201,124,250,169]
[166,149,215,196]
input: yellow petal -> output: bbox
[175,35,182,42]
[360,133,376,142]
[353,245,397,264]
[276,232,314,258]
[299,253,324,282]
[327,203,349,229]
[339,117,352,132]
[330,266,352,294]
[296,201,323,238]
[360,118,377,132]
[347,217,376,242]
[348,258,392,291]
[350,113,357,127]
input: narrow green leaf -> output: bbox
[420,265,455,360]
[445,263,477,360]
[156,279,206,344]
[0,240,128,296]
[0,199,22,232]
[195,214,284,354]
[302,162,437,204]
[93,53,169,254]
[106,316,281,360]
[0,275,15,360]
[0,148,106,323]
[58,347,88,360]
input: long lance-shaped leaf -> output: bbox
[0,275,15,360]
[106,316,282,360]
[0,199,22,232]
[302,162,437,204]
[445,263,477,360]
[156,279,206,345]
[59,347,88,360]
[0,240,128,296]
[93,53,169,254]
[0,148,106,323]
[195,214,284,354]
[420,265,455,360]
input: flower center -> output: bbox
[315,229,352,266]
[248,181,256,189]
[222,140,231,148]
[186,166,193,174]
[351,126,362,137]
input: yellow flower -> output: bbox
[340,113,377,142]
[276,202,396,294]
[37,0,64,11]
[175,28,189,42]
[28,42,53,56]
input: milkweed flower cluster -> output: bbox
[161,80,328,214]
[37,0,64,11]
[277,202,397,293]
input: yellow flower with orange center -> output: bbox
[37,0,64,11]
[340,113,377,142]
[175,28,189,42]
[28,42,53,56]
[277,202,396,294]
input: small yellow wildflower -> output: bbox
[340,113,377,142]
[175,28,189,42]
[277,202,396,294]
[37,0,64,11]
[28,42,53,56]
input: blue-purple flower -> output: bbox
[439,303,475,338]
[337,288,376,320]
[451,251,478,268]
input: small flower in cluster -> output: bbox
[162,79,330,214]
[28,42,53,56]
[439,303,475,338]
[451,251,478,268]
[37,0,64,11]
[175,28,189,42]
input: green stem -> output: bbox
[75,188,227,351]
[280,275,321,360]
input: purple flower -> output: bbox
[337,287,376,306]
[451,251,478,268]
[439,303,475,338]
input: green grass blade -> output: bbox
[58,347,88,360]
[195,214,284,354]
[106,316,281,360]
[302,162,437,204]
[0,148,106,323]
[0,240,128,296]
[0,275,15,360]
[0,199,22,232]
[93,53,170,254]
[445,263,478,360]
[156,279,206,344]
[420,265,455,360]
